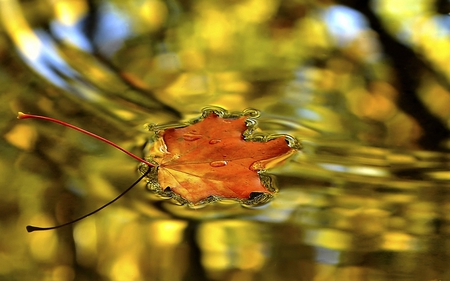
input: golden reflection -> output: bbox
[0,0,42,60]
[199,9,231,52]
[110,254,141,281]
[179,50,205,71]
[419,75,450,124]
[53,0,88,26]
[303,228,352,250]
[4,123,37,151]
[147,220,187,246]
[376,0,450,81]
[198,220,266,272]
[140,0,168,31]
[381,232,418,251]
[298,17,331,52]
[234,0,278,23]
[29,216,58,262]
[73,218,98,267]
[2,0,450,280]
[52,265,75,281]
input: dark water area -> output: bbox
[1,1,450,280]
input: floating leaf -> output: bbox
[18,107,300,231]
[144,107,300,206]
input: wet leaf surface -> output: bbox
[146,109,298,205]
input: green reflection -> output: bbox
[1,0,450,281]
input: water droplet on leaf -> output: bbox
[209,139,222,144]
[210,160,228,167]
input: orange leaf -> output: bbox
[145,108,299,205]
[17,108,299,231]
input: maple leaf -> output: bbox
[17,108,299,232]
[144,108,299,206]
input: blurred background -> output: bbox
[1,0,450,280]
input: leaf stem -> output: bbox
[26,166,151,232]
[17,112,155,167]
